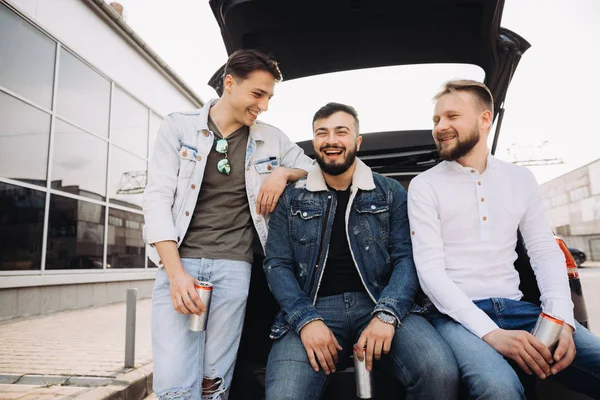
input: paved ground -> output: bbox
[0,299,152,399]
[2,263,599,400]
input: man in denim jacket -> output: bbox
[143,50,313,400]
[263,103,458,399]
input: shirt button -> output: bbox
[483,216,487,221]
[471,169,475,173]
[182,150,188,157]
[185,211,190,217]
[481,198,485,202]
[267,164,272,171]
[196,155,202,161]
[203,130,209,137]
[477,181,482,186]
[371,205,376,210]
[191,184,196,189]
[302,212,308,217]
[411,231,415,235]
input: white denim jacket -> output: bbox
[143,99,314,267]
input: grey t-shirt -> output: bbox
[178,117,254,263]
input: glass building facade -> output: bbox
[0,3,162,273]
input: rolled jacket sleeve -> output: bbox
[263,189,323,334]
[143,115,180,245]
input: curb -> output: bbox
[73,363,153,400]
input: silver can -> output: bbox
[532,312,564,349]
[189,281,213,332]
[353,345,373,399]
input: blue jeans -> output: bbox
[265,292,459,400]
[152,258,251,400]
[428,298,600,399]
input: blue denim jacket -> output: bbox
[264,159,419,339]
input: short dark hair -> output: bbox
[434,79,494,115]
[224,49,282,82]
[312,102,360,134]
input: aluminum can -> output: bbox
[353,345,373,399]
[189,281,213,332]
[532,312,564,349]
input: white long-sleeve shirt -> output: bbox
[407,154,574,338]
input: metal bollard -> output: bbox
[124,288,137,368]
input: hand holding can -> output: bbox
[189,281,213,332]
[532,312,564,350]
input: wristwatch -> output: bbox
[375,311,397,327]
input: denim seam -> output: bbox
[387,352,417,394]
[568,359,600,379]
[492,299,506,329]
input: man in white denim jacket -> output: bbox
[143,49,313,400]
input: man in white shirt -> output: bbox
[407,79,600,399]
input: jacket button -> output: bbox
[185,211,190,217]
[182,150,188,157]
[191,184,196,189]
[196,155,202,161]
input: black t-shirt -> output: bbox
[318,187,366,297]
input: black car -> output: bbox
[569,247,587,267]
[207,1,590,399]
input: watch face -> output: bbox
[377,313,395,324]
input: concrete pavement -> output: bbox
[2,262,599,400]
[0,298,152,399]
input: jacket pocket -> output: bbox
[290,202,322,247]
[177,146,197,179]
[253,157,279,174]
[354,197,390,241]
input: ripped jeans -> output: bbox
[152,258,251,400]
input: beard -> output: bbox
[315,144,358,176]
[437,126,481,161]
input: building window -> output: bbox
[0,5,163,274]
[551,193,568,207]
[45,195,105,270]
[0,3,56,109]
[0,91,51,186]
[0,182,45,271]
[108,145,147,210]
[51,119,108,200]
[56,48,110,136]
[569,186,589,202]
[107,208,144,269]
[111,87,149,158]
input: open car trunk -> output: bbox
[204,1,588,400]
[208,0,531,161]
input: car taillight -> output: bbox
[555,237,579,279]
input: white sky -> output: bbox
[111,0,600,184]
